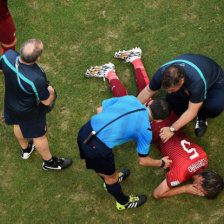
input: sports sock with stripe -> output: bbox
[109,79,128,97]
[132,58,150,93]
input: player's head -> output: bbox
[197,170,224,199]
[148,99,171,120]
[162,65,185,92]
[20,39,43,63]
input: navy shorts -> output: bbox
[4,110,47,138]
[77,121,115,175]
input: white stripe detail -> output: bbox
[136,66,144,69]
[43,166,62,170]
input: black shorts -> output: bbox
[77,121,115,175]
[4,110,47,138]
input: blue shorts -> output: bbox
[77,121,115,175]
[4,110,47,138]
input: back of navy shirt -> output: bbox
[149,54,224,103]
[0,50,50,121]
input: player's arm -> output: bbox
[41,85,55,106]
[153,179,205,198]
[137,85,157,105]
[138,156,172,169]
[160,101,203,143]
[137,129,172,168]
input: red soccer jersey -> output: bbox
[0,0,9,19]
[151,111,208,188]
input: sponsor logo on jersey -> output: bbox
[170,180,180,186]
[188,158,208,173]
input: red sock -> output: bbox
[109,79,128,97]
[106,70,118,81]
[1,45,15,55]
[132,58,150,93]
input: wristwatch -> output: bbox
[169,125,176,133]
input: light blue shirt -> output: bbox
[91,95,152,155]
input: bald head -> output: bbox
[20,39,43,63]
[162,65,185,89]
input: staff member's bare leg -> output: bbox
[14,125,52,160]
[33,135,52,161]
[14,124,28,149]
[13,125,72,170]
[14,124,35,159]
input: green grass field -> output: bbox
[0,0,224,223]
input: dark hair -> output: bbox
[20,39,43,63]
[162,65,185,89]
[149,99,171,120]
[199,170,224,199]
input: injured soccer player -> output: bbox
[151,111,223,199]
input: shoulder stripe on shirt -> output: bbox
[161,59,207,100]
[2,55,40,100]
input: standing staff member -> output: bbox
[0,0,17,55]
[137,54,224,140]
[0,39,72,170]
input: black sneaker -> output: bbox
[118,169,130,183]
[42,156,73,170]
[195,116,208,137]
[21,140,35,159]
[116,195,147,211]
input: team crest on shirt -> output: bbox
[170,180,180,186]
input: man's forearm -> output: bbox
[157,186,187,198]
[139,156,162,167]
[172,102,202,131]
[137,86,157,104]
[40,86,55,106]
[172,110,196,131]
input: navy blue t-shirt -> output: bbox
[149,54,224,103]
[0,50,50,121]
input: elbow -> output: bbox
[41,99,51,106]
[138,157,146,166]
[41,94,55,106]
